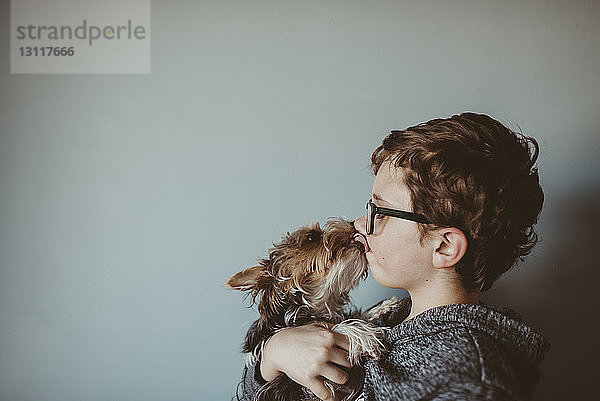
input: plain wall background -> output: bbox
[1,0,598,400]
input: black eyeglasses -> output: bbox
[366,199,430,235]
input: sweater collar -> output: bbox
[386,296,550,366]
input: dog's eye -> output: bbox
[306,230,322,243]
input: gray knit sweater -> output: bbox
[238,296,550,401]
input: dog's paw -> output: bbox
[332,319,388,365]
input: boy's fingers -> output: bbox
[321,365,349,385]
[333,331,350,351]
[313,322,349,351]
[307,378,333,401]
[330,348,352,368]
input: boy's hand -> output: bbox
[260,322,352,401]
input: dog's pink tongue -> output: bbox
[353,233,370,253]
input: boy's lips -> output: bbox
[353,233,370,253]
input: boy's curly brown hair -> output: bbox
[371,112,544,293]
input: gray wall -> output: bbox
[1,1,598,400]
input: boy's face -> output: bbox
[354,161,436,289]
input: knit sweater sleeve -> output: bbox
[235,361,266,401]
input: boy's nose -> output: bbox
[353,215,367,234]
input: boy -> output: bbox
[239,112,550,400]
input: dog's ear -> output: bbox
[225,265,263,291]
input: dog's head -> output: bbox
[226,218,368,324]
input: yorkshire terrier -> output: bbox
[226,218,399,401]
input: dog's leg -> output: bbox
[331,320,389,365]
[360,296,401,322]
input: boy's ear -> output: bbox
[432,228,468,269]
[225,265,264,291]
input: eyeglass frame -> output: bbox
[366,199,430,235]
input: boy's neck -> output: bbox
[404,282,479,322]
